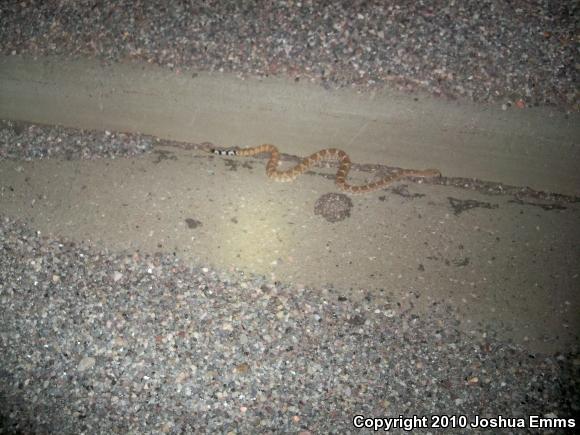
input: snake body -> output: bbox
[210,144,440,194]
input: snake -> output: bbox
[209,144,441,194]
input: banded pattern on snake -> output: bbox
[210,144,441,194]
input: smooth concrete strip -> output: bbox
[0,148,578,354]
[1,55,579,196]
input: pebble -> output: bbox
[78,357,96,372]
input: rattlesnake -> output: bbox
[209,144,441,194]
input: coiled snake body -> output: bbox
[210,144,440,194]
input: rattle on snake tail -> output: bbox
[209,144,441,194]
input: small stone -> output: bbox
[78,356,96,372]
[234,362,250,374]
[384,309,395,318]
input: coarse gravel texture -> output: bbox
[1,122,580,433]
[0,0,578,111]
[0,120,154,161]
[1,215,580,434]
